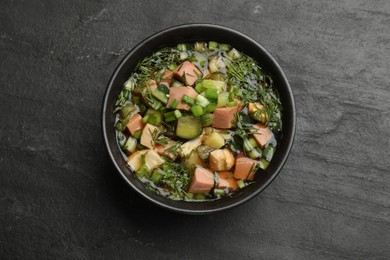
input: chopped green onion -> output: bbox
[191,104,204,117]
[259,158,270,170]
[115,121,126,132]
[248,148,262,159]
[165,115,176,123]
[208,41,218,50]
[195,82,206,93]
[177,43,187,52]
[123,136,137,153]
[263,145,276,162]
[243,138,254,152]
[195,94,210,107]
[204,103,217,113]
[249,138,257,148]
[182,95,195,105]
[174,109,182,119]
[214,189,225,197]
[164,111,175,118]
[227,101,237,107]
[237,180,246,189]
[170,98,179,108]
[141,115,150,124]
[228,92,234,102]
[205,88,218,102]
[133,130,142,139]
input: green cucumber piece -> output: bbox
[176,116,202,139]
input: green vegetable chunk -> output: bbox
[176,116,202,139]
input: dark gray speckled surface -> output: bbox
[1,0,389,259]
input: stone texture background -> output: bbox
[1,0,389,259]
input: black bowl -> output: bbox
[102,24,295,214]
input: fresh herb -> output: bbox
[134,48,181,84]
[156,135,170,145]
[160,162,194,199]
[164,143,182,158]
[223,54,282,131]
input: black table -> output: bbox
[1,1,389,259]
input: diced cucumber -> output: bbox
[176,116,202,139]
[201,79,225,92]
[195,94,210,107]
[263,145,276,162]
[259,158,270,170]
[152,89,168,104]
[123,136,137,153]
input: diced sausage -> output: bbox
[233,154,259,180]
[126,113,144,136]
[166,86,198,111]
[212,105,239,129]
[173,61,202,86]
[252,123,274,149]
[188,166,215,193]
[217,171,238,191]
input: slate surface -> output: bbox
[1,0,389,259]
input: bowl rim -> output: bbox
[102,23,296,214]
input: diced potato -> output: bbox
[127,150,147,172]
[144,150,165,171]
[204,132,225,149]
[140,123,160,149]
[209,148,235,171]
